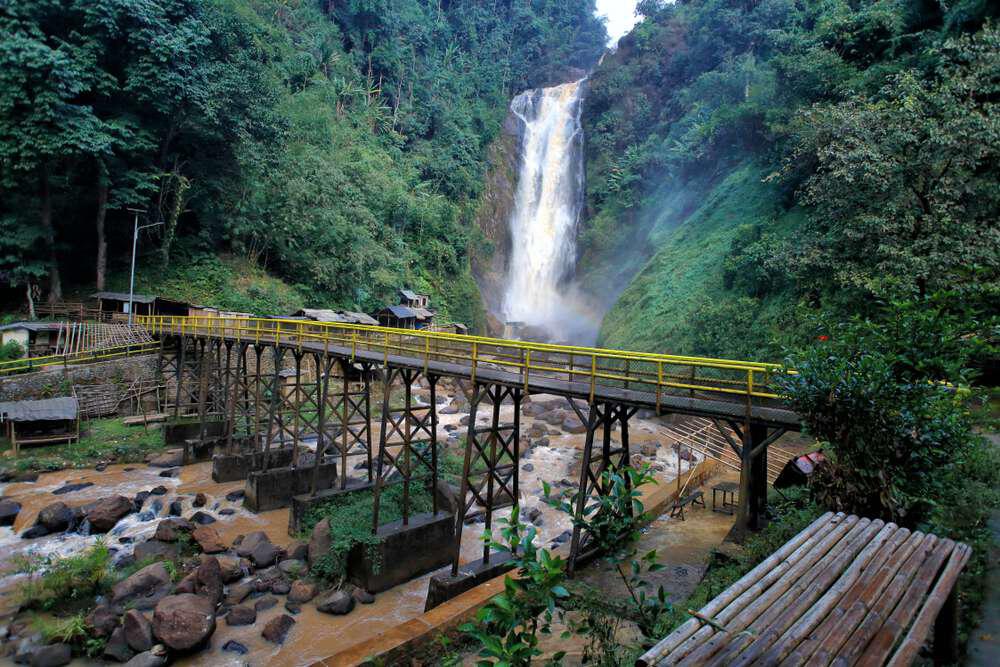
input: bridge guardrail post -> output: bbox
[589,354,597,403]
[471,342,478,384]
[656,362,663,415]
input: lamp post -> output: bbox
[126,208,162,326]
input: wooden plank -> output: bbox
[783,526,916,666]
[751,523,903,666]
[832,534,945,666]
[854,539,957,667]
[673,516,866,666]
[710,519,886,667]
[886,543,971,667]
[659,513,851,664]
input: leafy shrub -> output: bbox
[0,340,23,362]
[13,542,114,612]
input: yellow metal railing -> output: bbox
[0,341,160,376]
[136,315,788,412]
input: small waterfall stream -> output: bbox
[502,79,595,343]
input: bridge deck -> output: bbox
[152,317,801,430]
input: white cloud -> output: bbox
[596,0,640,46]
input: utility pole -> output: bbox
[126,208,162,326]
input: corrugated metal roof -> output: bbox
[340,311,378,326]
[92,291,156,304]
[379,305,418,319]
[411,308,434,320]
[0,397,78,422]
[399,289,420,301]
[0,321,64,333]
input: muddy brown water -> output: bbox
[0,395,708,665]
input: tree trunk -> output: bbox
[95,162,109,291]
[26,283,36,320]
[39,164,62,303]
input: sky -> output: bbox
[595,0,641,45]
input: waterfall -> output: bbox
[501,79,593,343]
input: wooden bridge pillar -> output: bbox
[450,382,523,576]
[567,400,635,573]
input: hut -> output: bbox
[0,322,63,357]
[294,309,378,326]
[92,292,190,319]
[374,305,420,329]
[399,289,430,309]
[0,397,80,454]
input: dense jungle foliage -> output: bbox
[580,0,999,364]
[0,0,606,324]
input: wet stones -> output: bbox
[316,590,354,615]
[103,627,134,662]
[261,614,295,644]
[83,495,134,533]
[223,582,253,606]
[153,518,193,542]
[189,511,215,525]
[253,596,278,612]
[123,609,154,652]
[235,531,269,558]
[111,562,174,612]
[307,519,331,566]
[192,493,207,508]
[562,416,587,434]
[287,581,317,603]
[151,594,216,651]
[224,489,245,502]
[221,640,248,655]
[225,605,256,627]
[351,587,375,605]
[122,645,168,667]
[52,482,93,495]
[217,557,247,584]
[0,499,21,526]
[29,642,72,667]
[149,486,168,496]
[148,450,183,468]
[192,556,224,604]
[191,525,226,554]
[35,501,75,533]
[249,540,279,568]
[133,539,179,563]
[277,559,306,577]
[85,604,120,638]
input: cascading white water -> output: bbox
[501,79,593,342]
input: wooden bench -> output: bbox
[638,512,971,666]
[670,490,705,521]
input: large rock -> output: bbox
[85,495,134,533]
[249,540,279,568]
[103,627,135,662]
[223,582,253,606]
[152,594,216,651]
[562,417,587,434]
[287,580,318,603]
[122,646,168,667]
[148,450,183,468]
[235,531,269,558]
[307,519,331,565]
[193,556,224,604]
[85,604,120,638]
[191,526,226,554]
[0,499,21,527]
[28,643,71,667]
[277,559,306,577]
[225,604,256,627]
[133,539,179,563]
[217,557,246,583]
[261,614,295,644]
[36,502,75,533]
[316,590,355,615]
[123,609,154,652]
[111,562,173,612]
[153,518,192,542]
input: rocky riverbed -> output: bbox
[0,388,702,666]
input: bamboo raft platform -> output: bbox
[638,512,971,666]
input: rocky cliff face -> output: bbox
[470,111,522,336]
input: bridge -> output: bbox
[3,313,803,598]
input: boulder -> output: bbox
[287,541,309,561]
[277,559,306,577]
[85,604,120,638]
[36,502,75,533]
[28,643,71,667]
[21,525,49,539]
[84,496,135,533]
[541,409,566,426]
[191,525,226,554]
[287,580,318,603]
[261,614,295,644]
[149,486,168,496]
[132,539,179,563]
[153,518,192,543]
[152,594,216,651]
[307,519,331,565]
[284,601,301,615]
[193,556,224,604]
[221,640,248,655]
[270,580,291,595]
[352,587,375,605]
[148,450,183,468]
[52,482,93,495]
[640,443,658,457]
[189,511,215,525]
[316,590,355,615]
[225,605,256,627]
[561,416,587,434]
[167,501,183,516]
[223,582,253,606]
[173,572,197,596]
[224,489,245,502]
[123,609,154,652]
[192,493,207,508]
[217,557,246,583]
[122,646,168,667]
[249,540,279,568]
[111,562,173,612]
[103,627,135,662]
[253,596,278,612]
[236,531,269,558]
